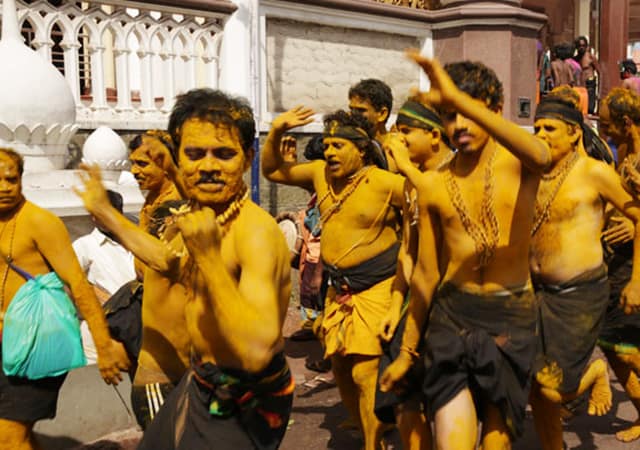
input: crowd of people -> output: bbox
[0,45,639,450]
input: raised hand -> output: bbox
[384,133,412,175]
[272,106,315,133]
[280,135,298,163]
[406,49,459,109]
[73,163,111,217]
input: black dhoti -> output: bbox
[137,352,294,450]
[534,265,609,394]
[422,283,538,438]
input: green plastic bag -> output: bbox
[2,272,86,379]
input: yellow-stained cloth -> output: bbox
[319,276,394,357]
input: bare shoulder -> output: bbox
[370,167,404,189]
[21,201,65,230]
[235,202,288,253]
[415,169,444,208]
[583,155,617,178]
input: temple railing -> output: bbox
[11,0,234,130]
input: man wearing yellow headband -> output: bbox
[528,87,640,450]
[262,107,404,450]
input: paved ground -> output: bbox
[48,306,639,450]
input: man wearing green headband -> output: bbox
[528,87,640,450]
[374,98,453,450]
[262,107,405,450]
[381,53,550,450]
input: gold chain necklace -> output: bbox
[317,166,372,225]
[0,213,18,324]
[531,152,580,236]
[160,186,250,257]
[445,147,500,269]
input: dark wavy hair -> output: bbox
[323,110,376,164]
[167,89,256,163]
[348,79,393,122]
[444,61,504,111]
[605,87,640,126]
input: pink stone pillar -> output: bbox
[433,0,546,125]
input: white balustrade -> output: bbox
[7,0,227,130]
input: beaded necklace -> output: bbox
[445,146,500,270]
[531,152,580,237]
[159,186,249,258]
[316,166,372,225]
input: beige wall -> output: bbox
[265,18,422,115]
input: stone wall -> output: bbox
[265,18,422,115]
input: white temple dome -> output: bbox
[0,0,78,172]
[82,126,129,171]
[0,40,76,130]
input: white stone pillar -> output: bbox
[89,44,108,110]
[186,51,198,90]
[220,0,253,100]
[138,49,155,112]
[204,56,218,88]
[61,41,81,102]
[161,52,176,112]
[114,45,133,111]
[32,39,52,63]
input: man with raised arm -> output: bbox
[262,108,405,450]
[76,89,294,449]
[0,148,128,450]
[375,98,453,450]
[128,130,181,234]
[527,87,640,450]
[380,52,551,450]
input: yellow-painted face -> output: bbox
[534,117,579,163]
[0,153,23,215]
[441,98,490,154]
[177,118,250,208]
[396,123,439,168]
[129,137,167,192]
[323,137,365,179]
[349,96,387,130]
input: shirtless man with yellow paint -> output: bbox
[128,130,181,234]
[262,108,405,450]
[527,87,640,450]
[375,99,453,450]
[0,148,129,450]
[596,87,640,444]
[77,89,294,449]
[381,52,551,450]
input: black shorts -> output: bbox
[131,381,176,430]
[0,348,67,423]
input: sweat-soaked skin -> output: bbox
[0,152,128,450]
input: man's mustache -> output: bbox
[196,173,224,185]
